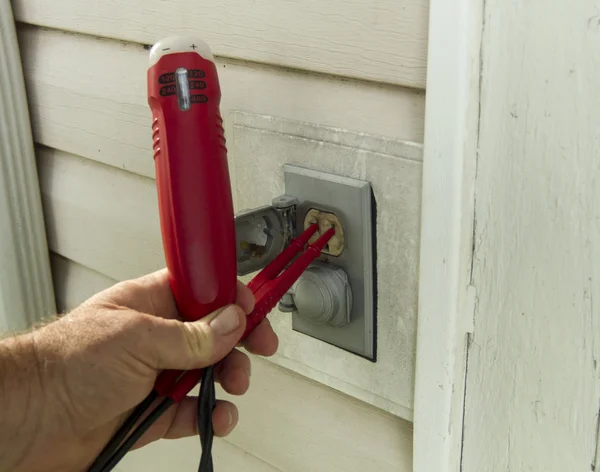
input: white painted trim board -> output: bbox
[0,0,55,332]
[413,0,483,470]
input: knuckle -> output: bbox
[115,279,145,299]
[180,321,214,366]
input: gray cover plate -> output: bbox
[284,165,376,361]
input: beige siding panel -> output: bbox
[50,253,116,313]
[119,438,282,472]
[221,359,413,472]
[18,26,425,183]
[38,148,165,281]
[13,0,429,88]
[49,253,413,472]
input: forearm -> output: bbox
[0,333,43,471]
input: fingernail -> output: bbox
[227,409,234,426]
[210,306,241,336]
[246,362,252,378]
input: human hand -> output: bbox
[0,269,278,472]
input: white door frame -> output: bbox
[0,0,56,332]
[413,0,483,470]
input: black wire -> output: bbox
[99,397,174,472]
[89,368,216,472]
[198,366,216,472]
[87,391,158,472]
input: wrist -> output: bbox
[0,333,44,471]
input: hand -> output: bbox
[0,269,278,472]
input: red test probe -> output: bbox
[87,35,334,472]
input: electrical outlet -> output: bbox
[304,208,345,256]
[283,165,376,361]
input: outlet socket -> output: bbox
[304,208,345,256]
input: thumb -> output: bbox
[145,305,247,371]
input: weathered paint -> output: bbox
[463,0,600,470]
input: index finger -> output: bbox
[241,318,279,357]
[96,269,255,322]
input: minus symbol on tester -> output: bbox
[163,48,171,51]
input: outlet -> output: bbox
[283,165,376,361]
[234,165,376,360]
[304,209,345,256]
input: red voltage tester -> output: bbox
[88,35,334,472]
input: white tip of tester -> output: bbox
[149,35,214,67]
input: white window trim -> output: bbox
[413,0,483,470]
[0,0,56,332]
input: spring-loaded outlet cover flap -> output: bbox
[235,205,285,276]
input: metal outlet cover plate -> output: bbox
[284,165,376,361]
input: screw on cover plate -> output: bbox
[272,194,298,248]
[272,194,298,209]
